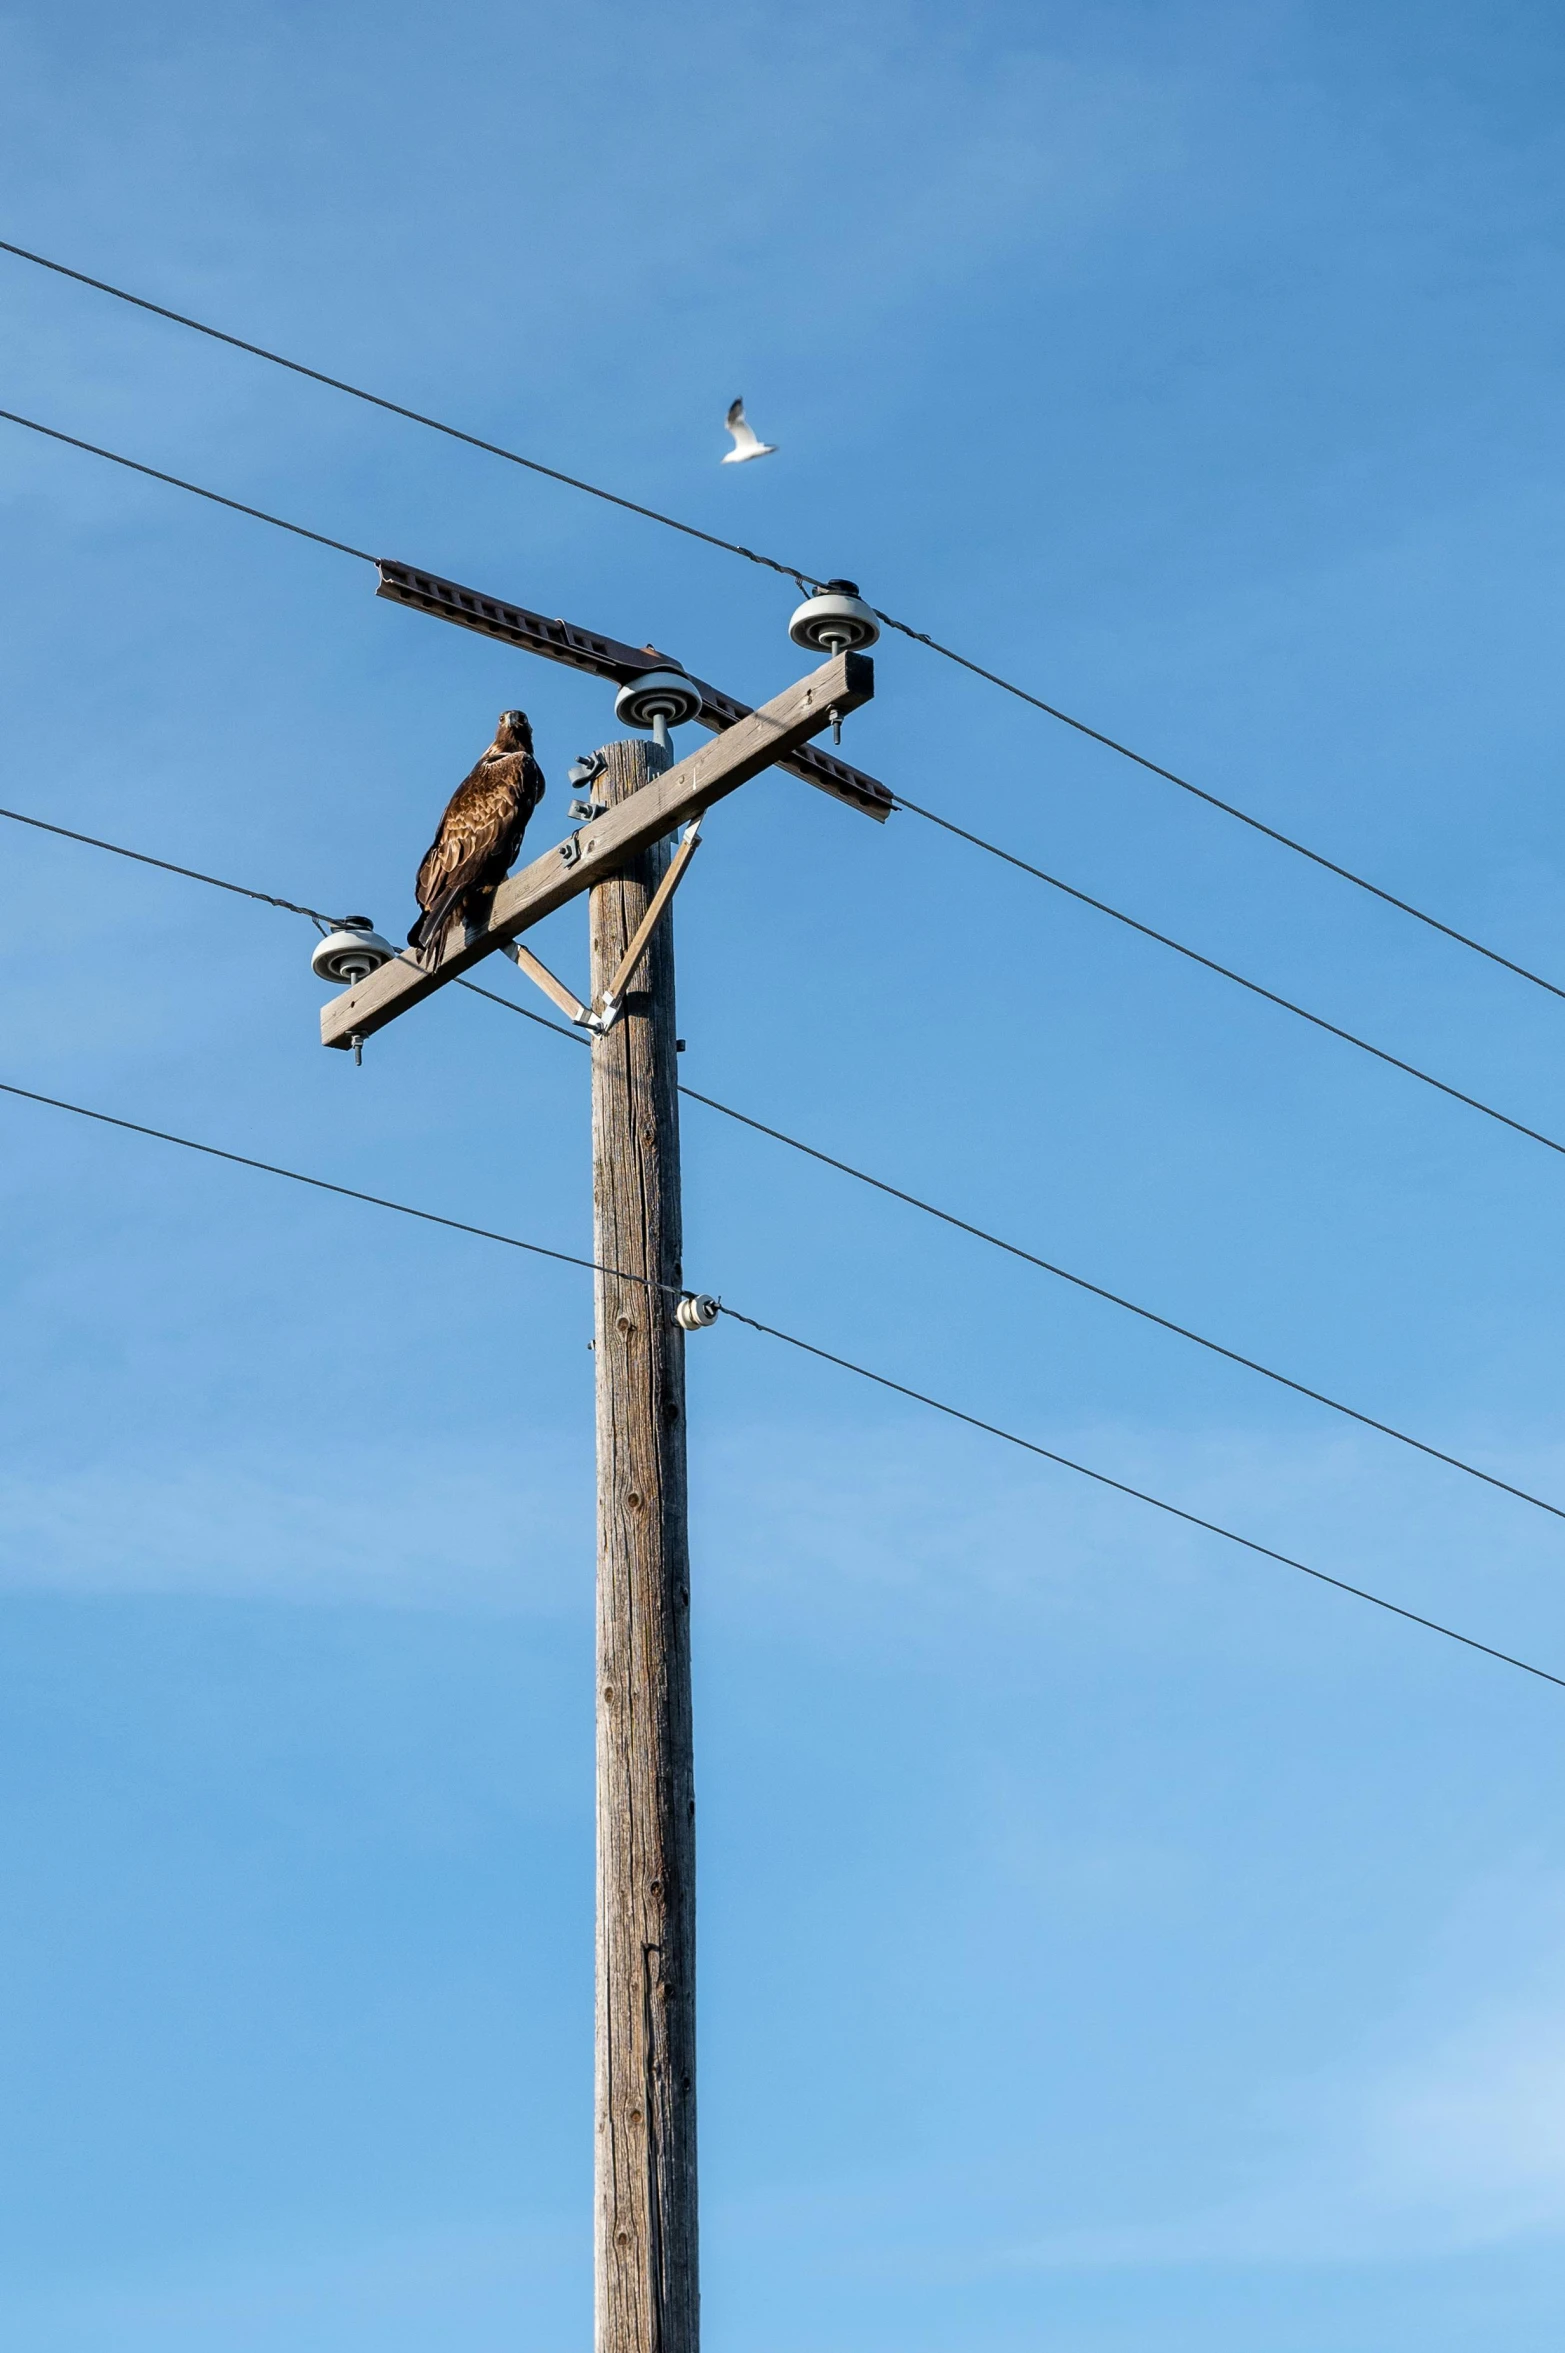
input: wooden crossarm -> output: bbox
[321,649,873,1049]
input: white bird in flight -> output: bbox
[722,397,777,464]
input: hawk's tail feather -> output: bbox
[408,883,468,966]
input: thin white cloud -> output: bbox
[6,1404,1563,1656]
[0,1440,592,1614]
[691,1407,1565,1678]
[0,2211,580,2353]
[1000,1868,1565,2270]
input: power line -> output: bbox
[0,793,591,1031]
[7,795,1563,1528]
[0,1064,1552,1694]
[875,624,1565,1007]
[0,1076,669,1295]
[0,802,345,925]
[893,791,1565,1164]
[455,970,586,1030]
[0,237,816,596]
[6,235,1561,1008]
[457,978,1565,1526]
[458,975,1565,1526]
[671,1081,1565,1523]
[720,1309,1565,1695]
[0,408,375,563]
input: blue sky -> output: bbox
[3,1,1565,2345]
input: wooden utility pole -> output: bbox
[311,629,878,2353]
[590,736,699,2353]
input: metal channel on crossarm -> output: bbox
[375,560,892,822]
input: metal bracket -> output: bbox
[593,819,703,1035]
[567,750,608,791]
[504,940,595,1028]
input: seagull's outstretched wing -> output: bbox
[722,396,777,463]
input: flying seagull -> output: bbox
[408,709,545,964]
[722,397,777,464]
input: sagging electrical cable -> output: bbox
[890,790,1565,1163]
[0,1075,671,1297]
[0,1067,1557,1697]
[0,240,813,595]
[720,1307,1565,1695]
[0,407,375,562]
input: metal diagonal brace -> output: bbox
[504,940,593,1028]
[595,819,702,1033]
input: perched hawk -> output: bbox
[408,709,545,963]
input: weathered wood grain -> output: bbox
[592,736,699,2353]
[319,649,873,1048]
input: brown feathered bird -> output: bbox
[408,709,546,963]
